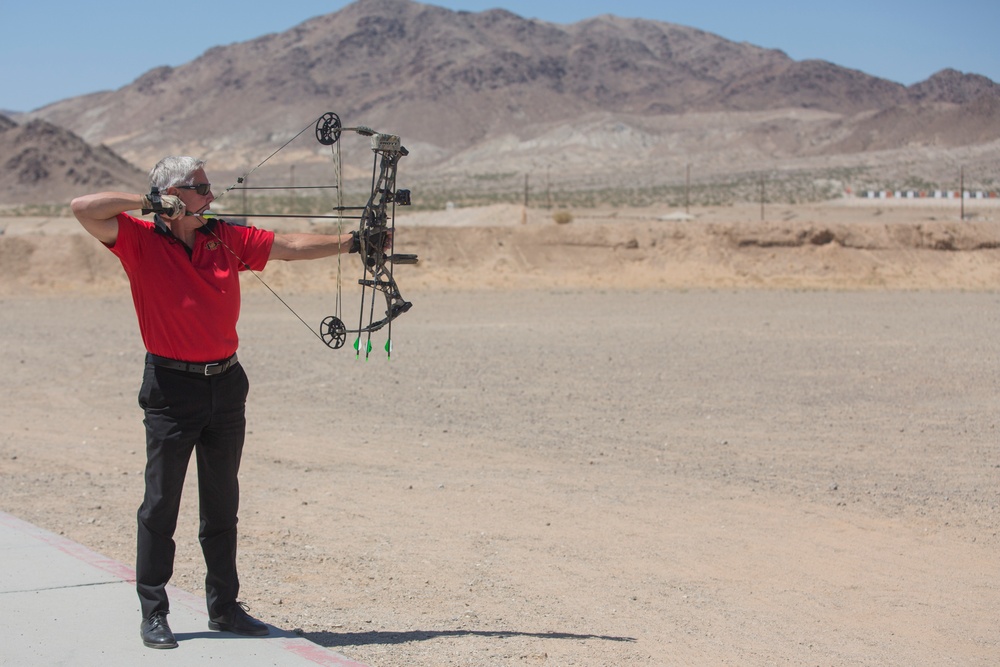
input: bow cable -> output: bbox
[216,119,318,200]
[202,220,329,346]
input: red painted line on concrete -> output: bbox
[0,510,370,667]
[0,510,138,582]
[279,638,372,667]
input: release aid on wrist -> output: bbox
[141,187,178,217]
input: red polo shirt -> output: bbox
[109,213,275,362]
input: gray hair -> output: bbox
[148,156,207,190]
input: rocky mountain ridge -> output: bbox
[0,116,145,206]
[7,0,1000,206]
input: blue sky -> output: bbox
[2,0,997,112]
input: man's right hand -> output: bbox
[140,192,186,220]
[158,195,186,220]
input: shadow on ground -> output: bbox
[304,629,636,648]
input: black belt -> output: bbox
[146,353,238,376]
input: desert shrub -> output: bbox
[552,210,573,224]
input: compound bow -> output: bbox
[208,111,417,359]
[314,112,417,355]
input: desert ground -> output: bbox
[1,199,999,666]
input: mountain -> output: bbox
[0,115,146,207]
[19,0,1000,203]
[908,68,1000,104]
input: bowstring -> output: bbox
[333,132,345,327]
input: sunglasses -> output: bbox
[176,183,212,196]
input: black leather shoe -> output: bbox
[140,611,178,649]
[208,601,269,636]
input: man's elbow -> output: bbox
[69,196,86,217]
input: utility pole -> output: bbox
[960,166,965,221]
[522,173,529,225]
[685,163,691,214]
[759,174,766,222]
[546,166,552,210]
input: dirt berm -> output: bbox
[2,202,999,294]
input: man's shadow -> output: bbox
[302,628,637,648]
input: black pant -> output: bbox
[135,361,250,620]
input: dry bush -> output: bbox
[552,210,573,224]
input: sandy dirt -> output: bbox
[1,201,999,666]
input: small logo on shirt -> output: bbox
[206,241,221,251]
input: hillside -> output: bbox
[13,0,1000,206]
[0,115,146,208]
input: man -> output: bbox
[71,156,372,649]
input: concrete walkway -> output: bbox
[0,511,368,666]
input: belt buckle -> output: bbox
[203,362,220,376]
